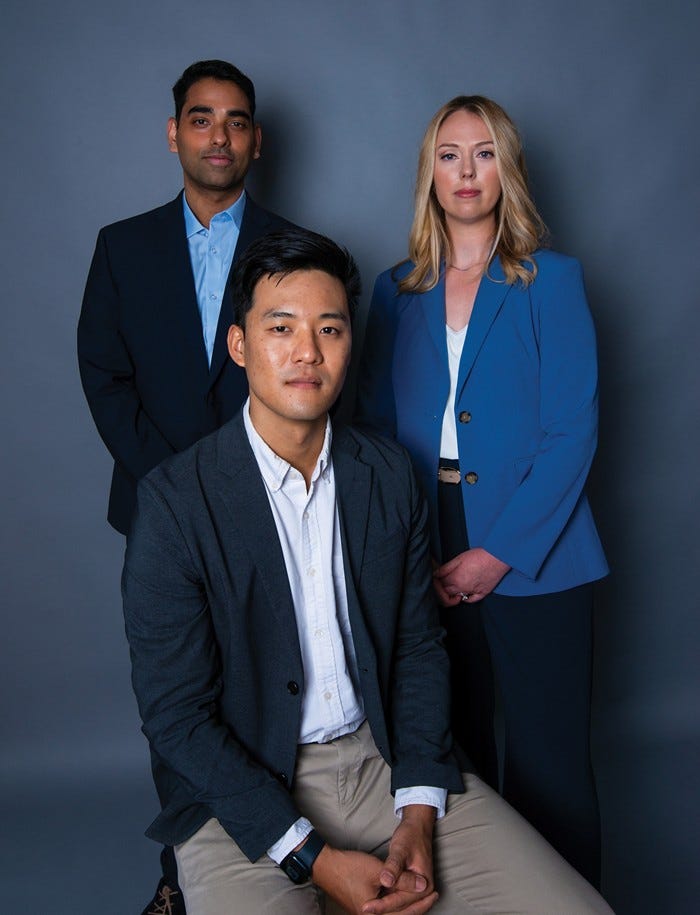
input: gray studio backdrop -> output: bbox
[1,1,698,913]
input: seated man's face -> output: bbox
[227,269,351,438]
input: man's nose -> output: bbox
[294,331,322,363]
[210,122,229,146]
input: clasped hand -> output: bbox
[312,805,438,914]
[433,547,510,605]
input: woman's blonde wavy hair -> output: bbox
[399,95,548,293]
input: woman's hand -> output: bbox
[433,548,510,605]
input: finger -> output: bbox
[380,865,428,892]
[363,889,439,914]
[433,557,457,578]
[378,850,406,887]
[432,579,457,606]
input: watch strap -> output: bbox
[279,829,326,884]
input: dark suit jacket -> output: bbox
[122,414,463,862]
[78,192,293,534]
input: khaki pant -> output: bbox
[175,722,612,914]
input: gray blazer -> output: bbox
[123,412,463,861]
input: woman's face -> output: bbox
[432,109,501,231]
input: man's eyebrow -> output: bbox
[185,105,251,120]
[261,309,349,323]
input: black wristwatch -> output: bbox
[279,829,326,884]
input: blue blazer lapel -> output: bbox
[457,256,512,398]
[419,276,448,364]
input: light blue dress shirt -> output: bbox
[183,192,246,365]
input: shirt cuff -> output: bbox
[266,817,314,865]
[394,786,447,819]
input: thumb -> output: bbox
[379,850,406,888]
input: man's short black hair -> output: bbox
[231,229,361,329]
[172,60,256,122]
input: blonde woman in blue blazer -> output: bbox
[356,96,608,886]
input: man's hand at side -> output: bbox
[310,805,438,914]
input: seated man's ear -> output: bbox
[227,325,245,367]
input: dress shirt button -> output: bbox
[458,411,472,423]
[209,293,217,300]
[324,691,332,701]
[278,772,289,786]
[308,567,316,577]
[210,246,217,254]
[464,471,478,485]
[287,681,300,695]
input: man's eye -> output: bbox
[193,118,209,126]
[320,327,340,335]
[272,325,288,332]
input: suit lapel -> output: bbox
[457,256,511,399]
[209,196,271,385]
[333,428,372,585]
[213,415,298,626]
[155,194,210,379]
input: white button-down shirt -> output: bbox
[242,404,446,863]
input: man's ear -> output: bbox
[253,124,262,160]
[227,324,245,367]
[167,117,178,153]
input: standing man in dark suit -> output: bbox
[78,60,293,914]
[78,59,293,536]
[123,229,612,915]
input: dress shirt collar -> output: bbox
[242,399,332,493]
[182,190,247,238]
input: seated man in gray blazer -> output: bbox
[123,228,613,915]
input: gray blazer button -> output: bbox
[464,471,478,484]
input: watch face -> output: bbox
[284,855,309,884]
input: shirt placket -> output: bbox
[203,217,226,361]
[300,479,344,730]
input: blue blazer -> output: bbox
[355,250,608,597]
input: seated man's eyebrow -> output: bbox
[262,309,295,319]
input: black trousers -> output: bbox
[438,462,601,886]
